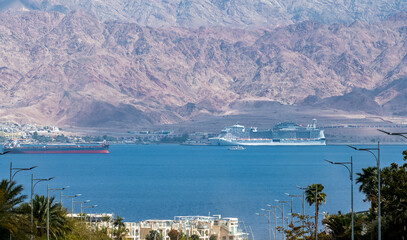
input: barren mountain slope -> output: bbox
[1,0,407,28]
[0,11,407,127]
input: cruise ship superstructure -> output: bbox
[209,119,326,146]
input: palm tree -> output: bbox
[146,230,163,240]
[322,211,368,240]
[356,167,378,211]
[191,234,200,240]
[18,194,72,238]
[168,229,179,240]
[322,212,350,240]
[305,183,327,236]
[113,215,128,240]
[0,179,28,238]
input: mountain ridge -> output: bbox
[0,10,407,128]
[1,0,407,28]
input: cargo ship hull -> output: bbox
[3,144,109,154]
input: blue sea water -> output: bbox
[0,144,406,239]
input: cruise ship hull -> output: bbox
[209,138,326,146]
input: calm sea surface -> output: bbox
[1,144,406,239]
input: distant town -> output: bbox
[0,122,213,145]
[2,121,407,146]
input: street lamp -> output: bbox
[84,205,98,223]
[285,193,304,217]
[256,211,272,240]
[285,194,294,223]
[297,185,318,240]
[47,186,69,240]
[10,163,37,181]
[285,192,305,234]
[31,175,54,240]
[325,157,354,240]
[280,216,289,228]
[8,163,36,240]
[377,129,407,140]
[51,186,70,207]
[74,200,91,219]
[62,194,82,214]
[261,208,274,240]
[348,143,380,240]
[275,200,289,240]
[266,204,279,240]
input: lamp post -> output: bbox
[282,217,289,227]
[84,205,98,223]
[267,204,279,240]
[297,185,318,240]
[261,208,275,240]
[348,143,380,240]
[31,175,54,240]
[111,213,114,240]
[10,163,37,181]
[256,211,272,240]
[47,186,69,240]
[285,193,304,218]
[8,163,36,240]
[54,186,70,207]
[325,157,354,240]
[377,129,407,140]
[74,200,90,220]
[287,194,293,223]
[275,200,289,240]
[285,192,305,233]
[62,194,82,214]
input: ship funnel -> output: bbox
[312,119,317,128]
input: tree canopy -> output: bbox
[322,150,407,239]
[0,179,28,238]
[305,183,326,237]
[0,178,115,239]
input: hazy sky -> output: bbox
[0,0,39,10]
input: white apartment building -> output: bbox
[124,215,249,240]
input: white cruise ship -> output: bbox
[209,119,326,146]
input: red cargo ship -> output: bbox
[2,141,109,154]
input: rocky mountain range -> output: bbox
[1,0,407,28]
[0,5,407,128]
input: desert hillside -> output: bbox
[0,9,407,128]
